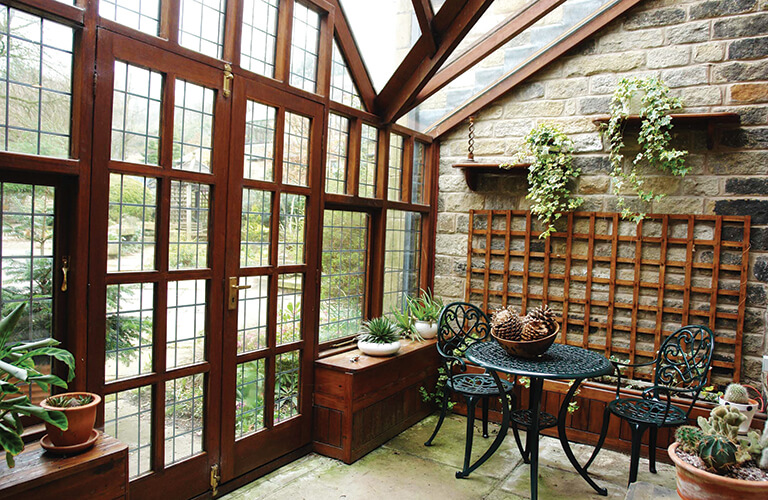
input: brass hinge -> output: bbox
[210,463,221,496]
[223,64,233,98]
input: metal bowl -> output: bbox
[491,323,559,359]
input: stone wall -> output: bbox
[435,0,768,383]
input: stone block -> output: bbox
[599,28,665,52]
[679,176,720,196]
[728,36,768,60]
[648,46,690,68]
[573,155,611,174]
[693,42,726,63]
[661,66,709,88]
[578,96,612,115]
[652,196,703,214]
[554,117,599,134]
[709,151,768,174]
[747,283,767,306]
[714,13,768,39]
[472,138,508,156]
[690,0,758,20]
[511,82,545,101]
[625,8,686,30]
[720,128,768,149]
[751,228,768,251]
[674,86,723,106]
[590,74,617,95]
[715,199,768,224]
[504,100,564,118]
[563,53,645,77]
[546,79,588,99]
[711,106,768,125]
[438,174,470,193]
[434,233,469,257]
[667,22,711,45]
[437,213,457,233]
[493,119,532,138]
[712,60,768,82]
[577,176,610,194]
[440,192,485,212]
[729,82,768,103]
[753,256,768,282]
[572,133,603,152]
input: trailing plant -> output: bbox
[606,77,688,221]
[45,394,94,408]
[0,303,75,467]
[419,367,456,411]
[357,317,399,344]
[407,289,444,323]
[502,124,582,238]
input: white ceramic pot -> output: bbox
[718,396,759,434]
[413,320,437,339]
[358,340,400,357]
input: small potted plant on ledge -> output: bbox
[719,383,760,434]
[407,289,443,339]
[669,405,768,499]
[357,317,401,357]
[40,392,101,450]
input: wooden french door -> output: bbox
[219,78,322,481]
[90,27,323,498]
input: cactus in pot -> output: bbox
[719,382,758,434]
[698,434,737,472]
[723,383,750,404]
[675,425,704,454]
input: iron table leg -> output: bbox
[557,378,608,496]
[455,369,510,478]
[528,377,543,500]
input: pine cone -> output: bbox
[521,318,550,341]
[491,307,524,340]
[526,305,558,334]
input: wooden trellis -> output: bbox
[465,210,751,383]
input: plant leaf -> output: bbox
[18,347,75,383]
[0,303,25,350]
[0,421,24,457]
[12,404,68,430]
[0,359,27,382]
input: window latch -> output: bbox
[223,64,233,98]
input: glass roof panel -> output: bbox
[338,0,420,92]
[430,0,447,14]
[403,0,613,133]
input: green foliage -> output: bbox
[419,367,456,411]
[675,425,704,454]
[391,306,420,341]
[406,289,444,322]
[45,394,94,408]
[357,317,399,344]
[698,434,737,472]
[105,285,152,365]
[504,124,582,238]
[0,303,75,467]
[235,361,265,435]
[605,77,688,221]
[723,383,750,404]
[698,405,744,441]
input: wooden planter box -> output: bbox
[312,339,440,464]
[452,368,766,464]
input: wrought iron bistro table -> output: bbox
[463,341,613,500]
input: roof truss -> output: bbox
[412,0,437,56]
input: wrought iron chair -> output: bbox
[424,302,516,475]
[590,325,714,486]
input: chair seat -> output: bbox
[447,374,514,396]
[608,397,687,426]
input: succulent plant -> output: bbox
[698,405,744,441]
[358,317,400,344]
[45,394,94,408]
[675,425,704,454]
[698,434,737,472]
[723,383,750,404]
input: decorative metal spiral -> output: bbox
[467,116,475,161]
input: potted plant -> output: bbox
[669,405,768,499]
[40,392,101,448]
[719,383,759,434]
[391,306,422,341]
[502,123,582,238]
[0,303,75,467]
[605,77,689,221]
[407,289,443,339]
[357,317,401,356]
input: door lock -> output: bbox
[228,277,251,310]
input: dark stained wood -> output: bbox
[328,0,376,112]
[412,0,436,56]
[0,433,128,499]
[375,0,496,123]
[429,0,645,138]
[452,162,529,191]
[417,0,567,104]
[313,339,440,463]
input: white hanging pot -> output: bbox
[718,397,759,434]
[358,340,400,357]
[413,320,438,339]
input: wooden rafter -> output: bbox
[329,0,377,112]
[374,0,495,124]
[428,0,644,138]
[412,0,436,56]
[416,0,568,105]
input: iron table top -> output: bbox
[465,341,613,380]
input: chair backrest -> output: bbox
[653,325,714,396]
[436,302,490,374]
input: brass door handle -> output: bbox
[228,277,251,310]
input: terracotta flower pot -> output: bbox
[40,392,101,447]
[668,442,768,500]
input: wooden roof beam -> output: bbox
[412,0,437,57]
[428,0,645,139]
[416,0,568,105]
[374,0,495,124]
[329,0,377,112]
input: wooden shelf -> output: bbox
[452,162,530,191]
[591,112,741,149]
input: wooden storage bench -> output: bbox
[312,339,441,464]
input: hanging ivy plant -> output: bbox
[606,77,688,221]
[502,124,582,239]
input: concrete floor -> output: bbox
[222,413,678,500]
